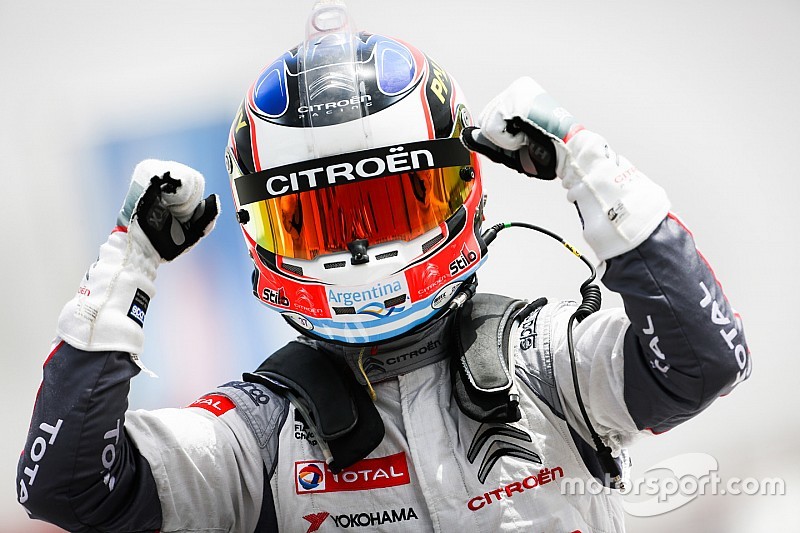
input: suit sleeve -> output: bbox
[17,341,163,532]
[606,214,751,432]
[17,339,287,532]
[551,214,751,445]
[124,379,287,533]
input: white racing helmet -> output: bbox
[226,0,486,344]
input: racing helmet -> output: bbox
[225,0,486,345]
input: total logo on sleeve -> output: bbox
[187,394,236,417]
[295,452,410,494]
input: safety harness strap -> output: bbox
[452,294,543,423]
[243,293,546,470]
[244,341,384,473]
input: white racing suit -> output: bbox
[18,213,750,532]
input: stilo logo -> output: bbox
[262,287,290,307]
[448,243,478,276]
[468,423,542,483]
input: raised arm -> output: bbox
[464,77,751,446]
[17,161,222,531]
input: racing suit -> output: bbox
[17,212,750,532]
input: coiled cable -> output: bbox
[481,221,623,488]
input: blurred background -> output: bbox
[1,1,796,531]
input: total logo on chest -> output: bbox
[295,452,410,494]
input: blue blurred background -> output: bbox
[2,1,797,531]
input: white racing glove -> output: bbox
[57,160,220,358]
[462,77,670,260]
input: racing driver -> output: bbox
[17,1,750,531]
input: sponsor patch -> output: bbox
[188,394,236,416]
[235,138,469,204]
[294,412,318,446]
[467,466,565,511]
[220,381,272,406]
[304,507,419,529]
[468,423,542,483]
[425,56,455,138]
[448,243,478,276]
[127,288,150,327]
[263,287,290,307]
[431,281,461,309]
[295,452,410,494]
[606,200,629,225]
[18,419,64,505]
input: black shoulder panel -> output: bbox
[451,293,529,423]
[244,341,384,473]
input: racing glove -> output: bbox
[462,77,670,260]
[57,160,219,357]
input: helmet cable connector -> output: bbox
[481,221,623,489]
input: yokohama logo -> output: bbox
[303,512,329,533]
[303,507,418,531]
[295,452,410,494]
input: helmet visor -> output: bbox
[234,138,477,260]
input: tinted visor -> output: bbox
[235,138,477,260]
